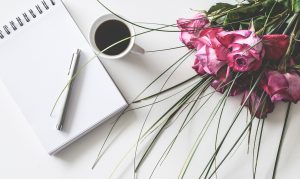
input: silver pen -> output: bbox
[56,49,81,131]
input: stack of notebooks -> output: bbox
[0,0,128,155]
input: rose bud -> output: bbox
[262,34,289,61]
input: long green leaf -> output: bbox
[207,96,267,179]
[133,74,199,103]
[133,50,194,178]
[135,79,206,172]
[198,72,263,178]
[207,92,268,179]
[180,78,235,179]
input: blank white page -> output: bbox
[0,0,127,155]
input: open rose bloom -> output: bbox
[177,13,298,118]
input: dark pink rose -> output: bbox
[262,34,289,61]
[262,70,300,103]
[217,30,265,72]
[194,28,228,75]
[242,90,274,119]
[177,13,210,49]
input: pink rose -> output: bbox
[193,28,228,75]
[177,13,210,49]
[262,70,300,103]
[217,30,265,72]
[242,90,274,119]
[262,34,289,61]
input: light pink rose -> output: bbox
[177,13,210,49]
[217,30,265,72]
[193,28,228,75]
[177,13,210,32]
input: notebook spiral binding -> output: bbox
[0,0,56,39]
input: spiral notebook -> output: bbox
[0,0,127,155]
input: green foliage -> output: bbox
[254,16,268,30]
[277,0,290,7]
[292,0,300,12]
[277,0,300,12]
[208,3,235,14]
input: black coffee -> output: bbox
[95,20,131,56]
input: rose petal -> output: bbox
[179,31,196,49]
[217,30,252,47]
[193,57,206,75]
[265,71,289,96]
[284,72,300,103]
[195,45,226,75]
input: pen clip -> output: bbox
[68,49,80,75]
[68,56,74,75]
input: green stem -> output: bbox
[96,0,180,32]
[253,118,265,179]
[280,13,300,72]
[283,13,299,34]
[256,1,280,35]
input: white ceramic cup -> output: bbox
[89,14,144,59]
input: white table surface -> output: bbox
[1,0,300,179]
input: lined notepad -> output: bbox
[0,0,127,155]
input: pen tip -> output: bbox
[56,123,63,131]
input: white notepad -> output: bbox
[0,0,127,155]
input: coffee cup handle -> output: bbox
[131,43,145,55]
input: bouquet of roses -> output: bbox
[178,0,300,119]
[86,0,300,178]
